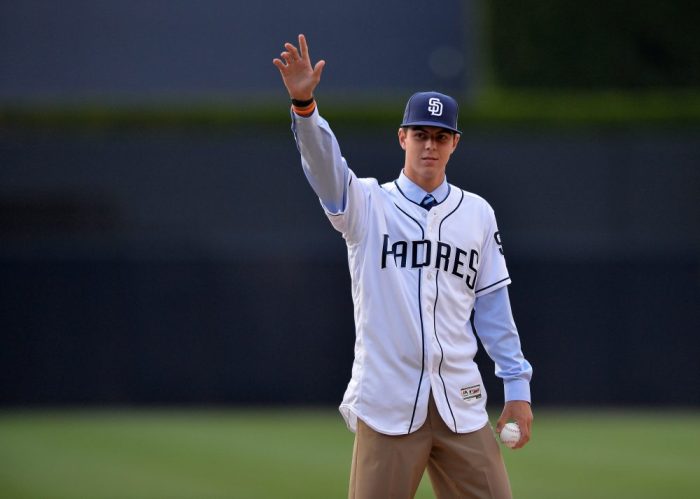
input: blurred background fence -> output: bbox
[1,0,699,408]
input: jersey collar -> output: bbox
[397,170,449,205]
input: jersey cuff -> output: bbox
[504,378,531,403]
[475,276,511,297]
[320,198,345,216]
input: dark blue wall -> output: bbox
[1,126,698,406]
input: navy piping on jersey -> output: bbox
[392,201,426,434]
[394,180,451,209]
[476,276,510,295]
[433,189,465,432]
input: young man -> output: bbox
[273,34,533,499]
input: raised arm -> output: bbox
[273,35,347,214]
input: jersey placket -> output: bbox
[421,209,442,379]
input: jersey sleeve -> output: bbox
[474,205,511,297]
[324,169,372,245]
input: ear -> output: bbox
[398,128,407,151]
[451,133,461,152]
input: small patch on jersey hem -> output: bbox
[460,384,482,401]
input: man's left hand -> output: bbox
[496,401,533,449]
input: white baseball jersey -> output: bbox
[292,108,530,436]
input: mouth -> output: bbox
[421,156,438,161]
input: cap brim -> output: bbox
[400,120,462,134]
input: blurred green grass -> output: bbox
[1,408,699,499]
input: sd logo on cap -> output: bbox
[401,91,461,134]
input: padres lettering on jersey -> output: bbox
[381,235,480,290]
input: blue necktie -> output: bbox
[421,193,437,210]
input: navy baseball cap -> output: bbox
[400,91,461,134]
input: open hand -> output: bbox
[272,34,325,101]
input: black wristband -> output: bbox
[291,97,315,107]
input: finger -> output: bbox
[299,33,309,60]
[272,58,287,70]
[514,430,530,449]
[284,42,300,61]
[518,407,533,435]
[514,418,531,449]
[280,51,293,64]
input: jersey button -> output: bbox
[426,272,434,280]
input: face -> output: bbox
[398,126,460,192]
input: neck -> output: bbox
[403,168,445,193]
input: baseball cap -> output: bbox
[400,91,461,134]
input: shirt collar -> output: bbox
[396,170,449,204]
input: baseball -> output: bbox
[499,422,521,448]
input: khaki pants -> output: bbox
[348,393,512,499]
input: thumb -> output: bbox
[495,413,508,434]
